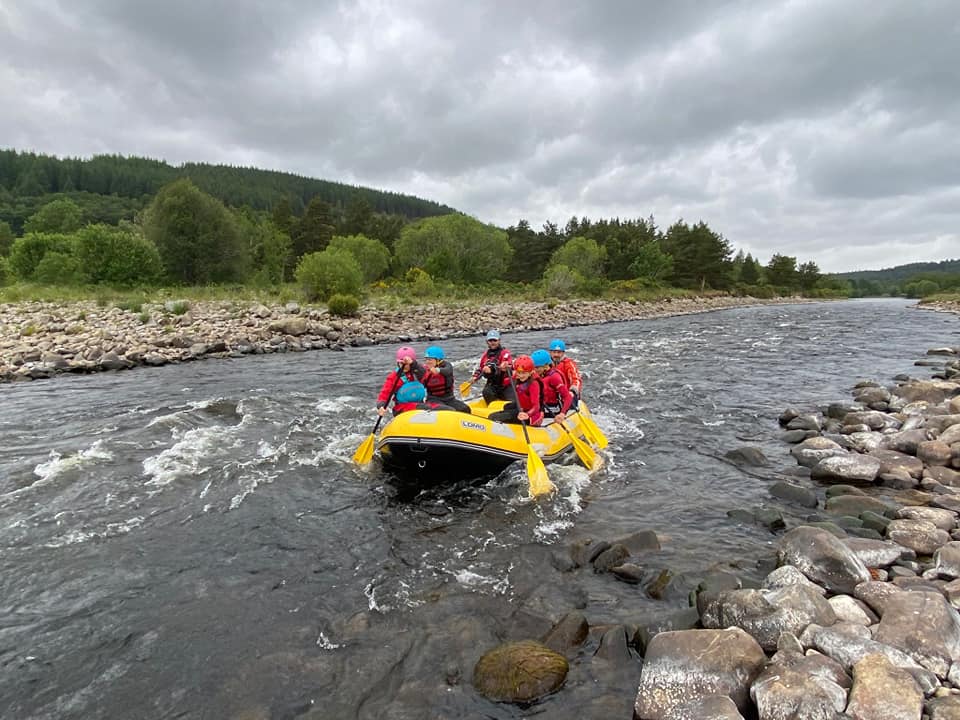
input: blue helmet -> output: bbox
[531,349,552,368]
[396,381,426,404]
[425,345,445,360]
[549,339,566,351]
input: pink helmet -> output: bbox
[395,346,416,364]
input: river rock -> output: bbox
[824,494,897,518]
[811,454,882,484]
[845,652,924,720]
[541,612,589,655]
[882,429,930,455]
[842,411,899,431]
[853,580,906,616]
[790,436,846,468]
[829,595,879,626]
[895,380,960,405]
[842,537,912,568]
[868,448,925,479]
[845,431,885,453]
[634,628,765,720]
[700,584,836,652]
[472,640,568,703]
[874,591,960,677]
[769,481,818,507]
[897,506,958,531]
[885,518,951,556]
[777,526,871,594]
[924,466,960,487]
[919,440,954,466]
[762,565,827,595]
[662,695,745,720]
[933,542,960,579]
[750,661,846,720]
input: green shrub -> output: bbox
[328,234,391,282]
[8,232,75,279]
[405,267,435,297]
[294,248,364,301]
[115,299,143,313]
[34,252,87,285]
[169,301,190,315]
[542,264,581,298]
[327,293,361,317]
[74,224,163,286]
[139,312,151,324]
[0,256,10,286]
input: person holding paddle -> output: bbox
[376,346,423,417]
[549,339,582,410]
[421,345,471,413]
[467,330,517,405]
[531,348,572,423]
[488,355,543,426]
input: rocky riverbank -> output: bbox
[469,341,960,718]
[0,294,805,383]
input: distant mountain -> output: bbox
[0,149,457,233]
[834,259,960,282]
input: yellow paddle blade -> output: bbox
[582,415,609,450]
[458,380,473,398]
[570,433,597,470]
[352,433,376,465]
[526,448,554,497]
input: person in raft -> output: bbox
[531,348,573,423]
[489,355,543,426]
[421,345,471,414]
[471,329,517,404]
[376,346,424,417]
[549,339,582,410]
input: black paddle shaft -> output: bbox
[505,372,533,444]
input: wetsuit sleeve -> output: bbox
[565,359,582,392]
[439,363,454,395]
[527,379,543,426]
[555,374,573,413]
[376,370,400,407]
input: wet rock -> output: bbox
[781,429,814,443]
[634,628,765,720]
[812,454,882,484]
[842,411,898,431]
[933,542,960,579]
[859,510,892,534]
[610,562,645,584]
[874,591,960,677]
[472,640,568,703]
[724,446,769,467]
[824,494,898,518]
[790,436,846,468]
[663,695,745,720]
[787,414,822,433]
[920,440,954,466]
[843,537,913,566]
[541,612,589,655]
[632,607,702,655]
[882,429,930,455]
[897,506,958,531]
[845,653,923,720]
[895,380,960,405]
[700,584,836,652]
[869,448,925,479]
[926,466,960,487]
[569,538,610,568]
[750,662,846,720]
[777,526,871,594]
[592,543,630,573]
[885,519,952,556]
[769,481,819,507]
[614,530,661,553]
[762,565,827,595]
[594,625,632,663]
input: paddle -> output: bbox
[458,377,474,398]
[577,405,609,449]
[506,373,554,497]
[557,421,597,470]
[352,367,403,465]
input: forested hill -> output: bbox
[0,149,456,233]
[835,259,960,283]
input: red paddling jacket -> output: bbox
[514,374,544,426]
[540,368,573,416]
[376,364,423,410]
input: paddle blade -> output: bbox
[570,433,597,470]
[352,433,376,465]
[458,380,473,398]
[583,415,609,450]
[526,448,554,497]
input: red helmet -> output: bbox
[514,355,534,372]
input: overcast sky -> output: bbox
[2,1,958,273]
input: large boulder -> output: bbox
[894,380,960,405]
[634,628,765,720]
[874,591,960,678]
[885,519,951,556]
[790,437,847,468]
[472,641,568,703]
[777,526,871,594]
[811,455,881,484]
[844,653,923,720]
[868,448,925,479]
[751,662,846,720]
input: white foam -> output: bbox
[31,440,113,485]
[316,632,341,650]
[44,515,144,548]
[142,426,241,487]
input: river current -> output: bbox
[1,299,956,719]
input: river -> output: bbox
[0,298,955,719]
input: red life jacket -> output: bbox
[540,368,572,415]
[421,362,453,398]
[514,374,543,426]
[554,357,582,393]
[474,346,512,387]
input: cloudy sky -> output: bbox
[2,1,958,272]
